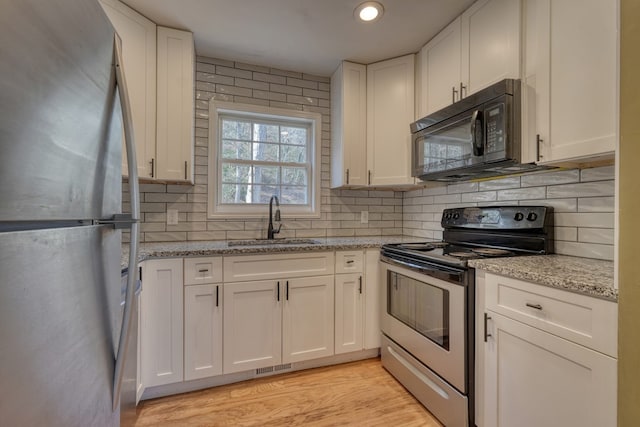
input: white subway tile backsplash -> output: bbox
[580,165,615,182]
[546,181,615,198]
[578,197,615,212]
[554,212,614,228]
[554,227,578,242]
[555,241,614,260]
[520,169,580,187]
[524,198,577,212]
[461,191,497,203]
[497,187,546,201]
[447,182,478,194]
[578,228,614,245]
[478,176,521,191]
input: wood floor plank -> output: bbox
[135,358,443,426]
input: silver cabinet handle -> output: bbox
[368,170,371,185]
[346,169,349,185]
[198,269,209,273]
[346,259,355,265]
[536,134,543,162]
[460,82,467,99]
[112,34,141,412]
[484,313,492,342]
[452,86,458,103]
[149,158,154,178]
[358,276,362,294]
[526,303,543,310]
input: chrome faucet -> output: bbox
[267,195,282,239]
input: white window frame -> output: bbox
[208,101,322,218]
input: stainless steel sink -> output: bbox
[227,238,319,247]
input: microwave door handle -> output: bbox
[470,110,484,156]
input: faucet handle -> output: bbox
[275,223,282,235]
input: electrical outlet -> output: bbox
[360,210,369,224]
[167,209,179,225]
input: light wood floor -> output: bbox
[135,358,442,426]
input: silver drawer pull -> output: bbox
[198,269,209,273]
[346,260,355,265]
[526,303,543,310]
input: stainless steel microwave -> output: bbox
[411,79,542,181]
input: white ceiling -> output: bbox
[121,0,475,76]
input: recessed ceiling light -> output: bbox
[355,1,384,23]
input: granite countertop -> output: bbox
[469,255,617,302]
[121,236,420,270]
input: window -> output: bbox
[208,101,321,218]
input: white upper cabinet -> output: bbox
[331,56,415,188]
[416,0,521,117]
[417,17,462,118]
[331,62,368,187]
[156,27,195,182]
[522,0,617,164]
[99,0,156,178]
[367,54,415,186]
[460,0,521,96]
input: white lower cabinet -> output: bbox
[334,273,363,354]
[477,271,618,427]
[184,284,223,381]
[484,311,617,427]
[139,250,382,395]
[222,280,283,373]
[223,276,334,374]
[140,258,183,387]
[283,276,335,363]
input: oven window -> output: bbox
[387,271,450,350]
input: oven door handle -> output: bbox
[470,109,484,156]
[380,255,466,284]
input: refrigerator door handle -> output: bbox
[112,33,141,412]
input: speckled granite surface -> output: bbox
[469,255,617,302]
[121,236,421,270]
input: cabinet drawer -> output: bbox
[484,273,617,357]
[184,257,222,285]
[335,250,364,274]
[223,252,334,283]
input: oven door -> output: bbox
[381,259,467,393]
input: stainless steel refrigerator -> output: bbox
[0,0,141,425]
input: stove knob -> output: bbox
[453,212,460,220]
[527,212,538,222]
[514,212,524,221]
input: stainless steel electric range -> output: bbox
[380,206,553,427]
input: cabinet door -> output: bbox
[156,27,194,182]
[141,259,183,387]
[418,17,462,117]
[366,55,415,186]
[461,0,521,96]
[484,311,617,427]
[184,284,223,381]
[223,280,282,374]
[528,0,617,163]
[331,61,367,187]
[283,276,335,363]
[99,0,156,179]
[335,274,363,354]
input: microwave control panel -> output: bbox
[485,102,505,154]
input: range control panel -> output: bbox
[441,206,551,230]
